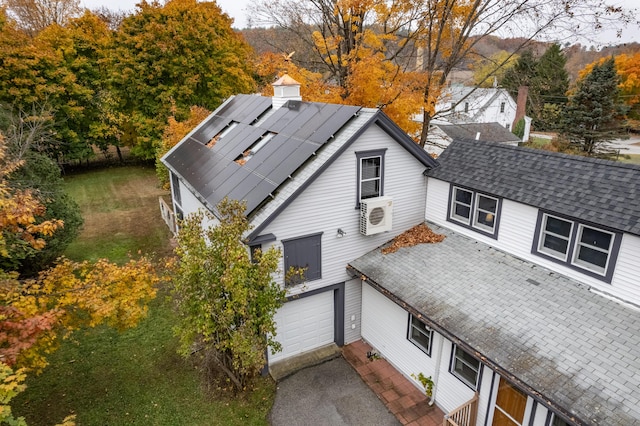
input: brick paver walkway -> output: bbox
[343,340,445,426]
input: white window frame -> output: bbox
[359,155,382,200]
[571,224,614,276]
[472,193,499,233]
[537,213,573,261]
[408,314,433,355]
[449,186,500,237]
[451,345,481,390]
[533,211,620,282]
[450,187,473,224]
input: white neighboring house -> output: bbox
[161,76,438,367]
[435,85,517,129]
[349,139,640,426]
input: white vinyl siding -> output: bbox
[257,123,427,362]
[426,178,640,306]
[344,277,362,344]
[361,283,486,422]
[264,124,427,295]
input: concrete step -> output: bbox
[269,343,342,381]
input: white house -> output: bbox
[161,76,640,425]
[349,139,640,426]
[161,76,438,365]
[435,86,517,130]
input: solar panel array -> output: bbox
[164,94,361,214]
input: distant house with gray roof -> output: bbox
[349,139,640,426]
[426,122,521,156]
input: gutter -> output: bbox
[346,263,584,426]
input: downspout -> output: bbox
[429,334,445,405]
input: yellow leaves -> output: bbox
[0,256,158,371]
[0,137,63,256]
[0,362,26,425]
[580,53,640,107]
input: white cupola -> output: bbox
[272,74,302,109]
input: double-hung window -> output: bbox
[573,224,615,275]
[356,150,386,207]
[533,212,620,282]
[449,186,500,238]
[450,345,481,390]
[538,214,573,261]
[408,314,433,355]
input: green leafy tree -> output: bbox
[0,11,112,164]
[172,198,286,391]
[110,0,256,160]
[3,151,83,276]
[560,57,628,157]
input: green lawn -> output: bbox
[618,154,640,165]
[62,166,175,263]
[13,165,275,425]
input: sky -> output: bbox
[80,0,640,47]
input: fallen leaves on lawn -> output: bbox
[381,223,445,254]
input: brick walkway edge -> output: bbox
[343,340,446,426]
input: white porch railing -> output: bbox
[443,393,479,426]
[159,196,177,234]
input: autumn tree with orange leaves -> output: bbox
[252,0,636,145]
[0,136,159,424]
[581,53,640,128]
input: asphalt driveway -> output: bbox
[270,357,400,426]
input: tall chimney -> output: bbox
[512,86,528,130]
[272,74,302,109]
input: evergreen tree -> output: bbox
[560,57,628,157]
[502,50,537,97]
[501,44,570,131]
[533,44,569,130]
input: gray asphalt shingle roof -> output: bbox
[436,122,521,144]
[348,223,640,425]
[427,139,640,236]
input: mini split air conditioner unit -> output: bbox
[360,196,393,236]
